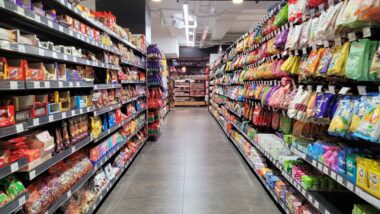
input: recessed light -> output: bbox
[152,0,162,2]
[232,0,243,4]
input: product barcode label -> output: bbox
[33,81,40,88]
[330,170,337,179]
[35,15,40,22]
[318,4,324,12]
[58,25,63,32]
[45,81,50,88]
[38,48,45,56]
[348,32,356,42]
[338,87,350,95]
[358,86,367,95]
[363,27,371,38]
[18,195,26,206]
[314,201,319,208]
[346,182,354,191]
[47,20,53,28]
[17,7,24,15]
[52,52,57,58]
[58,81,63,88]
[17,45,25,53]
[48,115,54,122]
[328,85,335,94]
[69,82,73,87]
[323,166,329,174]
[62,112,66,119]
[33,118,39,126]
[337,175,343,184]
[71,146,76,153]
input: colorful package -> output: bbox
[328,96,355,137]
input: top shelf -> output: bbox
[49,0,146,55]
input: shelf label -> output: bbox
[337,175,343,184]
[38,48,45,56]
[35,15,40,23]
[52,52,57,58]
[45,81,50,88]
[328,0,334,6]
[33,118,39,126]
[346,182,354,191]
[17,7,24,15]
[358,86,367,95]
[330,170,337,179]
[47,20,53,28]
[10,81,17,89]
[318,163,323,171]
[318,4,324,12]
[33,81,40,88]
[71,146,76,153]
[48,115,54,122]
[69,30,73,36]
[314,200,319,208]
[58,81,63,88]
[58,25,63,32]
[76,82,80,87]
[338,87,350,95]
[328,85,335,94]
[62,112,66,119]
[323,166,329,174]
[348,32,357,42]
[15,123,23,133]
[10,162,19,172]
[63,55,68,60]
[363,27,371,38]
[316,85,323,93]
[29,170,36,179]
[67,190,72,198]
[17,45,25,53]
[69,82,73,87]
[18,195,26,206]
[79,109,84,114]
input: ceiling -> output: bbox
[149,0,278,48]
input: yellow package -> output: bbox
[327,42,350,77]
[356,157,370,190]
[90,116,102,139]
[367,161,380,198]
[306,92,317,119]
[281,56,294,72]
[289,56,301,74]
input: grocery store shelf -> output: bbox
[20,136,93,180]
[28,106,94,128]
[44,168,95,214]
[121,80,146,84]
[121,95,146,105]
[25,80,94,89]
[120,59,146,70]
[209,110,290,214]
[174,101,206,106]
[93,123,146,171]
[0,0,120,55]
[86,138,148,214]
[0,122,28,139]
[0,40,121,70]
[228,120,342,214]
[49,0,145,55]
[0,191,29,214]
[94,84,122,90]
[93,103,122,116]
[94,108,146,143]
[283,141,380,210]
[0,158,28,179]
[0,80,24,90]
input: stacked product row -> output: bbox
[174,75,207,106]
[0,0,149,213]
[147,45,169,138]
[210,0,380,213]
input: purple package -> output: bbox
[275,29,289,50]
[264,86,280,105]
[328,96,341,119]
[15,0,31,10]
[313,93,335,118]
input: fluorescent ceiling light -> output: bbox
[183,4,189,46]
[232,0,243,4]
[152,0,162,2]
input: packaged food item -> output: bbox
[328,96,355,137]
[353,95,380,142]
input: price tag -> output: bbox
[312,44,317,51]
[318,4,324,12]
[58,81,63,88]
[17,7,25,15]
[33,118,39,126]
[79,109,83,114]
[18,45,25,53]
[363,27,371,38]
[301,189,306,195]
[67,190,72,198]
[44,81,50,88]
[11,162,19,172]
[10,81,17,89]
[38,48,45,56]
[323,166,329,174]
[312,159,317,167]
[35,15,40,22]
[76,82,80,87]
[69,30,73,36]
[58,25,63,32]
[73,57,78,63]
[295,49,299,56]
[0,0,4,8]
[71,146,76,153]
[338,87,350,95]
[63,55,68,60]
[48,115,54,122]
[314,201,319,208]
[358,86,367,95]
[52,52,57,58]
[69,82,73,87]
[337,175,343,184]
[47,20,53,28]
[308,195,313,202]
[323,41,329,48]
[328,85,335,94]
[18,195,26,206]
[346,182,354,191]
[328,0,334,6]
[310,9,316,17]
[302,47,307,55]
[318,163,323,171]
[33,81,40,88]
[316,85,323,93]
[62,112,66,119]
[348,32,357,42]
[307,85,313,92]
[330,170,337,179]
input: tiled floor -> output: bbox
[97,107,281,214]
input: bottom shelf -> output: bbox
[209,110,291,214]
[86,138,148,214]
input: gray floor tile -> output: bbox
[96,107,281,214]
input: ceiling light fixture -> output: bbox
[183,4,190,46]
[151,0,162,2]
[232,0,243,4]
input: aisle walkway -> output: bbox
[97,108,281,214]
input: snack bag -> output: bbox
[275,4,289,27]
[328,96,355,137]
[288,0,307,22]
[348,96,374,136]
[337,0,380,30]
[346,39,370,80]
[327,42,350,77]
[353,95,380,142]
[316,48,333,76]
[370,46,380,79]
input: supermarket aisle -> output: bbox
[97,107,281,214]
